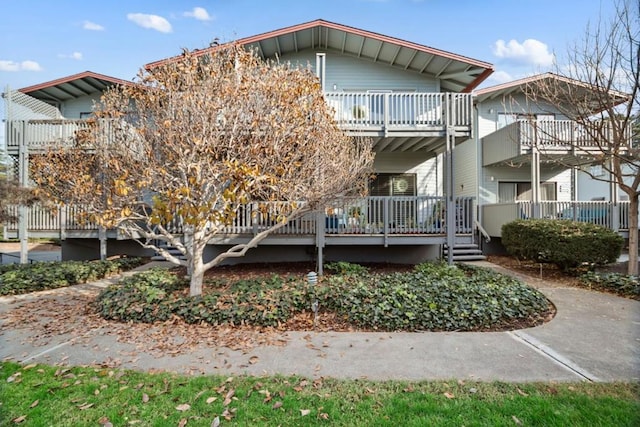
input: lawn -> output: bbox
[1,362,638,426]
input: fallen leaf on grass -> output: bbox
[211,417,220,427]
[12,415,26,424]
[142,393,149,403]
[272,401,283,410]
[516,387,528,397]
[318,412,329,420]
[300,409,311,416]
[22,363,37,370]
[223,389,235,406]
[206,396,217,404]
[512,415,522,425]
[178,419,187,427]
[78,402,94,410]
[176,403,191,412]
[444,392,455,399]
[29,400,39,408]
[98,417,113,427]
[7,372,21,383]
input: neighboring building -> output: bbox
[3,21,634,264]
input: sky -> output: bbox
[0,0,617,144]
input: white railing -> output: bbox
[494,119,632,149]
[6,196,477,237]
[482,200,633,237]
[323,92,472,129]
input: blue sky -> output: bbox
[1,0,615,92]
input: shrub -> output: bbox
[501,219,623,272]
[325,261,369,276]
[579,271,640,299]
[95,269,185,323]
[0,257,144,296]
[317,262,551,331]
[95,263,552,332]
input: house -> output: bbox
[4,20,634,265]
[453,73,634,250]
[4,19,495,266]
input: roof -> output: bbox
[145,19,494,93]
[475,72,630,107]
[18,71,133,104]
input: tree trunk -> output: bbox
[627,194,638,276]
[189,249,205,296]
[188,230,206,296]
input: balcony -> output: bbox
[324,92,473,137]
[3,196,477,245]
[481,200,634,237]
[6,93,473,156]
[482,119,632,166]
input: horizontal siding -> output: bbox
[374,152,442,196]
[280,49,439,93]
[453,140,476,198]
[61,94,102,119]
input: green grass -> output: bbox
[1,362,638,426]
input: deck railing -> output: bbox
[5,196,476,238]
[482,200,633,237]
[323,92,472,129]
[491,119,632,149]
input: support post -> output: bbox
[445,94,455,265]
[609,156,620,231]
[18,119,29,264]
[98,226,107,260]
[315,210,325,275]
[531,121,541,218]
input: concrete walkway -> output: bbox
[1,261,638,382]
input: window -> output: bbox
[498,181,557,202]
[369,173,417,228]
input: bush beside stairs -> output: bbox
[443,243,486,262]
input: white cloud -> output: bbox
[127,13,172,33]
[492,39,554,67]
[59,52,83,60]
[485,70,513,85]
[83,20,104,31]
[183,7,212,21]
[0,60,43,72]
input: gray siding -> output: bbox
[61,94,102,118]
[480,166,572,204]
[374,152,442,196]
[453,140,477,198]
[280,49,439,93]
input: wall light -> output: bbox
[332,84,338,91]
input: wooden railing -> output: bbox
[490,119,632,149]
[482,200,633,237]
[5,196,476,238]
[323,92,472,129]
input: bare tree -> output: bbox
[525,0,639,275]
[31,45,374,295]
[0,179,39,223]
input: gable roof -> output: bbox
[145,19,494,93]
[18,71,133,104]
[475,72,630,107]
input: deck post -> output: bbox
[98,226,107,260]
[609,156,620,231]
[315,210,325,275]
[18,119,29,264]
[531,120,541,219]
[445,94,455,265]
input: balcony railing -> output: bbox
[481,200,634,237]
[5,196,476,239]
[323,92,472,129]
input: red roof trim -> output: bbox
[145,19,493,78]
[18,71,133,94]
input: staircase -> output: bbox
[443,243,486,262]
[151,243,187,262]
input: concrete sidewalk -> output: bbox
[1,261,638,382]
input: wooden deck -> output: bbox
[3,196,477,246]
